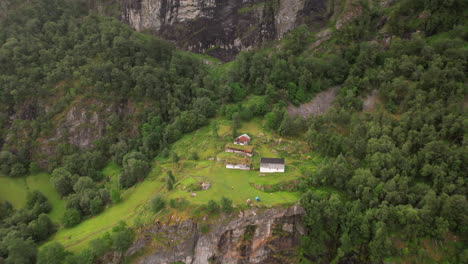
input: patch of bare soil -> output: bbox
[363,89,380,111]
[310,29,332,50]
[288,86,339,118]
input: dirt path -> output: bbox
[287,86,339,118]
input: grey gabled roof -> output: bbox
[260,158,285,165]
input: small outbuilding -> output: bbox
[234,134,251,145]
[226,157,251,171]
[225,143,254,157]
[260,158,285,173]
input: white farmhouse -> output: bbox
[260,158,285,173]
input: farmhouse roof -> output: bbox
[226,156,252,165]
[236,134,251,142]
[260,158,285,164]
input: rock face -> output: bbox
[120,0,331,60]
[26,98,139,168]
[125,206,306,264]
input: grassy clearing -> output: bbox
[50,167,164,252]
[27,173,65,221]
[0,173,65,221]
[165,116,315,205]
[0,175,28,207]
[49,115,326,252]
[167,162,300,206]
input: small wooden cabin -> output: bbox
[225,143,254,157]
[234,134,251,145]
[226,157,251,171]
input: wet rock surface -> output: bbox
[120,0,331,61]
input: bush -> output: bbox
[161,148,170,158]
[190,152,199,161]
[169,199,177,208]
[110,189,121,204]
[171,152,180,163]
[28,162,40,174]
[166,170,175,191]
[111,222,135,252]
[150,196,165,213]
[90,197,104,215]
[169,198,188,209]
[207,200,219,213]
[62,209,81,228]
[221,197,233,213]
[167,179,174,191]
[200,223,210,234]
[88,237,111,258]
[37,242,67,264]
[119,152,151,189]
[10,162,27,177]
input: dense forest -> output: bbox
[0,0,213,262]
[0,0,466,263]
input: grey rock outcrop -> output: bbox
[125,206,305,264]
[120,0,331,60]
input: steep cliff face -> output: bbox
[25,97,140,168]
[120,0,331,60]
[120,206,305,264]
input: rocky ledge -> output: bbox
[117,206,305,264]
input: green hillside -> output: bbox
[48,115,321,252]
[0,0,467,263]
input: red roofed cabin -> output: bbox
[234,134,251,145]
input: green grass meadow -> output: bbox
[50,166,164,252]
[167,162,301,206]
[0,172,65,221]
[0,175,28,207]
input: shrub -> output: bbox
[111,222,135,252]
[171,152,179,163]
[110,189,121,204]
[190,152,199,161]
[37,242,67,264]
[161,148,170,158]
[221,197,233,213]
[62,209,81,228]
[200,223,210,234]
[169,198,189,210]
[169,199,177,208]
[151,196,165,213]
[207,200,219,213]
[90,197,104,215]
